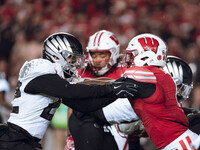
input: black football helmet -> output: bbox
[43,32,85,78]
[163,56,193,102]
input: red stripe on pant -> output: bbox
[179,136,196,150]
[186,136,196,150]
[179,140,187,149]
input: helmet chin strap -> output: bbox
[94,65,109,76]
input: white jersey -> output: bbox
[103,98,138,150]
[103,98,138,124]
[8,59,63,139]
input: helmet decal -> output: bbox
[97,32,104,46]
[93,31,100,47]
[93,31,104,47]
[138,37,159,54]
[110,35,119,45]
[157,55,162,60]
[43,32,85,79]
[163,55,193,102]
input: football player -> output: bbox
[0,32,138,150]
[67,30,135,150]
[163,55,193,105]
[164,56,200,150]
[122,33,198,150]
[164,56,200,134]
[118,55,200,150]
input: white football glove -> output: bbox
[115,120,144,135]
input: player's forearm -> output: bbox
[62,97,116,113]
[24,74,114,99]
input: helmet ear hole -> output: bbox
[53,56,59,60]
[141,57,149,61]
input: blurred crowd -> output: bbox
[0,0,200,149]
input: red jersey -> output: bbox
[82,65,124,79]
[123,66,189,149]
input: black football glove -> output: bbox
[187,111,200,125]
[112,77,138,98]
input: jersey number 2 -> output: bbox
[14,81,22,98]
[40,99,61,121]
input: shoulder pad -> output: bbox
[123,66,157,83]
[19,59,56,80]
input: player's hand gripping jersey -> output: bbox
[123,66,189,149]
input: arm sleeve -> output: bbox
[102,98,139,124]
[62,97,116,113]
[66,78,156,114]
[90,100,138,125]
[24,74,114,99]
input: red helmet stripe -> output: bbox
[93,32,100,47]
[110,35,119,45]
[97,32,104,46]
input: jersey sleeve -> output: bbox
[120,67,157,99]
[24,74,114,99]
[122,66,157,84]
[102,98,139,124]
[62,97,116,113]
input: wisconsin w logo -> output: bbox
[138,37,159,54]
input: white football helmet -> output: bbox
[43,32,85,78]
[86,30,120,75]
[163,56,193,102]
[124,33,168,67]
